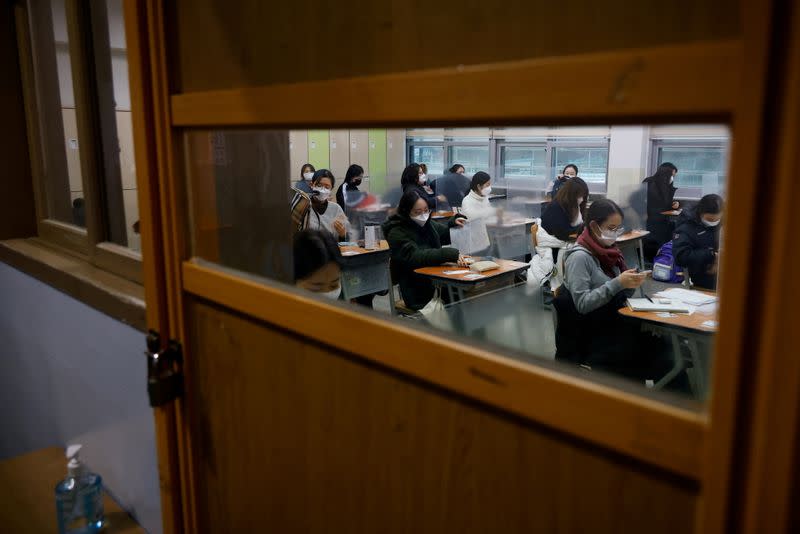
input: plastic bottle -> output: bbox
[55,444,105,533]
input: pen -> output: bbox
[644,293,653,303]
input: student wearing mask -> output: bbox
[400,163,437,209]
[336,164,365,211]
[293,229,343,300]
[556,199,686,389]
[673,194,723,290]
[460,172,496,220]
[307,169,351,241]
[294,163,316,194]
[382,190,468,310]
[530,177,589,287]
[549,164,578,200]
[643,162,680,259]
[449,164,466,175]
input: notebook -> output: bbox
[654,288,717,306]
[626,298,692,313]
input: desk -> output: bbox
[415,259,529,302]
[617,229,650,270]
[338,240,391,300]
[0,447,145,533]
[487,193,507,201]
[431,210,456,220]
[619,281,716,395]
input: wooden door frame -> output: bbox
[128,0,799,532]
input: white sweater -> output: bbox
[460,190,496,221]
[307,201,351,240]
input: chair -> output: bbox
[387,259,418,316]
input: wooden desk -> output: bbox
[0,447,145,533]
[338,240,391,300]
[415,259,529,301]
[617,229,650,270]
[431,210,455,220]
[619,285,717,396]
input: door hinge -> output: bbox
[145,330,184,407]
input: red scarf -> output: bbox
[576,226,628,278]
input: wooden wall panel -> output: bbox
[172,0,740,92]
[184,297,697,534]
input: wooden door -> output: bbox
[124,0,800,532]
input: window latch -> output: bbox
[145,330,184,408]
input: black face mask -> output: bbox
[353,179,362,187]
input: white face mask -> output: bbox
[419,174,427,184]
[577,197,584,205]
[481,185,493,197]
[318,286,341,300]
[597,226,624,246]
[572,211,584,226]
[303,172,314,181]
[702,218,721,227]
[669,176,675,184]
[411,212,430,226]
[312,186,331,201]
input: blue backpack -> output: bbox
[652,241,684,283]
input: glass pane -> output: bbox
[448,146,489,175]
[552,146,609,185]
[90,0,140,251]
[657,146,727,197]
[410,146,444,176]
[185,124,730,408]
[27,0,84,226]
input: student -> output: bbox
[294,163,316,194]
[541,177,589,241]
[530,178,589,287]
[549,164,578,200]
[400,163,437,209]
[449,164,466,175]
[673,194,723,290]
[643,162,680,259]
[307,169,351,241]
[336,164,364,210]
[556,199,686,389]
[293,229,343,299]
[460,171,496,220]
[434,165,472,208]
[382,190,467,310]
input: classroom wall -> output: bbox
[0,262,161,534]
[53,0,139,250]
[289,128,406,195]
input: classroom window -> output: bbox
[18,0,142,280]
[185,124,731,409]
[653,143,728,198]
[409,145,444,175]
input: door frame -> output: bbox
[124,1,800,532]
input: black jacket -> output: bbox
[549,176,569,199]
[541,201,583,242]
[643,176,678,258]
[673,217,720,290]
[335,182,359,208]
[382,213,461,310]
[403,183,437,210]
[431,172,470,208]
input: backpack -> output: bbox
[652,241,684,283]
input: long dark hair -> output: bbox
[469,171,491,193]
[554,177,589,221]
[695,194,724,222]
[401,163,422,189]
[300,163,315,180]
[345,164,364,185]
[645,162,677,186]
[397,190,425,218]
[293,229,341,281]
[586,198,624,228]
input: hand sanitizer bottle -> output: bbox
[55,444,105,533]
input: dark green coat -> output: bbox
[382,214,461,310]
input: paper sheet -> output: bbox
[654,288,717,306]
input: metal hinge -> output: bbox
[145,330,184,407]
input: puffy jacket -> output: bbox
[382,213,461,310]
[673,217,720,290]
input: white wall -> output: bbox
[0,262,161,534]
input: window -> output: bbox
[410,145,444,175]
[447,145,489,174]
[18,0,142,281]
[652,141,728,198]
[552,145,609,187]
